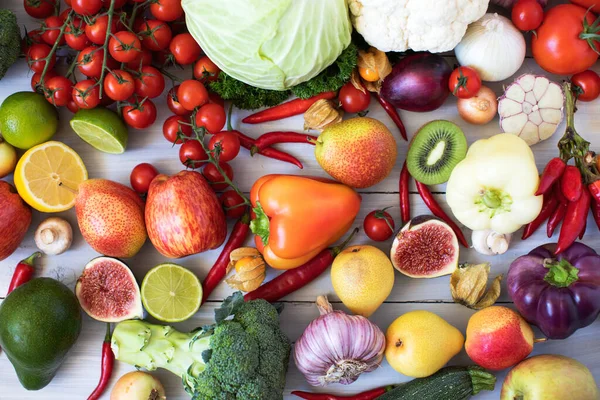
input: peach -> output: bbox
[465,306,534,371]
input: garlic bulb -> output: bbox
[294,296,386,386]
[472,230,512,256]
[455,13,525,82]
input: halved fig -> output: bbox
[75,256,144,322]
[390,215,459,278]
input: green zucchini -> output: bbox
[378,366,496,400]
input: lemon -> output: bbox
[14,141,88,212]
[0,92,58,149]
[141,263,202,323]
[70,107,128,154]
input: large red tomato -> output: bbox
[571,0,600,13]
[532,4,600,75]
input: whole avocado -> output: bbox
[0,278,82,390]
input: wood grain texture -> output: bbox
[1,0,599,398]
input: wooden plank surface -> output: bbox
[1,0,599,398]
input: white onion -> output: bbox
[457,86,498,125]
[293,296,386,386]
[455,13,525,82]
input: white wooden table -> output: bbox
[1,1,599,398]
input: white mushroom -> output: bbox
[34,217,73,255]
[472,230,512,256]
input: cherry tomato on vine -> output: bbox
[41,16,65,46]
[179,140,208,168]
[163,115,192,144]
[31,69,57,91]
[66,98,80,113]
[72,79,101,109]
[44,76,73,107]
[65,17,90,50]
[109,31,142,63]
[363,209,395,242]
[572,70,600,102]
[203,163,233,191]
[170,33,202,65]
[85,15,118,45]
[137,19,172,51]
[208,131,240,162]
[24,0,57,19]
[126,49,153,70]
[195,103,226,135]
[193,56,220,83]
[166,85,190,116]
[72,0,102,16]
[134,66,165,99]
[122,98,157,129]
[177,80,209,111]
[22,29,43,54]
[101,0,127,8]
[130,163,159,194]
[208,92,225,108]
[58,6,72,21]
[104,70,135,101]
[512,0,544,32]
[27,43,55,73]
[339,82,370,113]
[448,66,482,99]
[220,190,246,219]
[77,46,104,78]
[150,0,183,22]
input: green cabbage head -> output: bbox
[182,0,352,91]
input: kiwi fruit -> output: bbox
[407,120,467,185]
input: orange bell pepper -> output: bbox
[250,175,361,270]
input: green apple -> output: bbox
[501,354,598,400]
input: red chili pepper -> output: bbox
[87,323,114,400]
[291,386,392,400]
[522,193,559,240]
[399,161,410,224]
[376,94,407,141]
[536,157,566,196]
[560,165,583,202]
[579,218,587,239]
[556,188,591,254]
[415,181,469,247]
[202,213,250,304]
[590,199,600,231]
[588,180,600,204]
[242,91,337,124]
[547,202,567,238]
[244,229,358,303]
[7,252,41,294]
[231,129,304,169]
[251,131,318,155]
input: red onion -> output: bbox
[491,0,547,7]
[293,296,386,386]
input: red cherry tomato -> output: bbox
[22,29,43,55]
[202,163,233,191]
[72,0,102,16]
[104,70,135,101]
[44,76,73,107]
[208,131,240,162]
[77,46,104,78]
[101,0,127,8]
[208,92,225,108]
[195,103,226,134]
[41,16,65,46]
[339,82,371,113]
[24,0,57,19]
[179,140,208,168]
[150,0,183,22]
[31,69,57,91]
[220,190,246,219]
[137,19,172,51]
[130,163,159,194]
[65,17,90,50]
[86,15,118,45]
[58,6,72,21]
[169,33,201,65]
[572,70,600,102]
[66,98,80,113]
[109,31,142,63]
[363,209,395,242]
[177,80,209,111]
[512,0,544,31]
[162,115,193,144]
[134,66,165,99]
[193,56,220,83]
[166,85,190,116]
[126,49,152,70]
[448,66,482,99]
[27,43,55,73]
[122,98,157,130]
[72,79,101,109]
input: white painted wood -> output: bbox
[0,0,599,398]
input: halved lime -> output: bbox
[70,107,128,154]
[141,263,202,323]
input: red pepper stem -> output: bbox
[332,228,359,257]
[104,322,111,343]
[21,252,42,266]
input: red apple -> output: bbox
[145,170,226,258]
[0,181,32,260]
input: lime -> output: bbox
[0,92,58,149]
[70,107,128,154]
[141,263,202,323]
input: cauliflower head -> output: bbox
[349,0,489,53]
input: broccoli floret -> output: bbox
[209,73,291,110]
[112,293,291,400]
[0,10,20,81]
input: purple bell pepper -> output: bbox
[507,242,600,339]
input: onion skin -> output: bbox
[380,53,451,112]
[457,86,497,125]
[110,371,165,400]
[293,296,386,386]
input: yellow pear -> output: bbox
[385,310,464,378]
[331,245,394,317]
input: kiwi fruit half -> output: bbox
[407,120,467,185]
